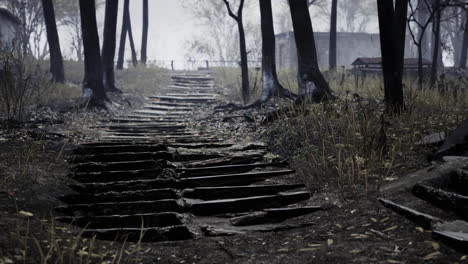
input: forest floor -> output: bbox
[1,75,468,263]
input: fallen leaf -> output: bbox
[431,242,440,251]
[383,225,398,232]
[307,244,323,247]
[327,239,334,246]
[349,249,362,254]
[422,251,440,260]
[18,210,33,217]
[299,248,318,252]
[415,227,424,232]
[371,218,377,223]
[277,248,289,252]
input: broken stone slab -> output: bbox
[378,198,442,229]
[73,144,168,155]
[70,168,166,183]
[179,161,288,177]
[82,225,193,242]
[230,205,330,226]
[412,183,468,218]
[433,118,468,159]
[415,132,446,146]
[58,188,179,204]
[182,184,305,200]
[69,151,174,164]
[184,154,264,168]
[433,220,468,254]
[69,179,183,194]
[183,170,295,187]
[380,158,468,194]
[72,160,164,173]
[201,226,245,237]
[55,199,183,216]
[188,191,311,216]
[56,212,183,229]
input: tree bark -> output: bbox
[141,0,149,65]
[329,0,338,70]
[79,0,107,107]
[41,0,65,83]
[288,0,333,103]
[102,0,120,93]
[126,1,138,68]
[258,0,290,103]
[116,0,128,70]
[223,0,250,104]
[376,0,407,113]
[430,0,441,87]
[459,9,468,69]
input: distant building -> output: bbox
[275,31,416,69]
[351,57,432,72]
[0,8,21,49]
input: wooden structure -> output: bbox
[351,57,432,72]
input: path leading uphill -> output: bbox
[54,71,328,242]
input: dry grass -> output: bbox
[263,70,467,194]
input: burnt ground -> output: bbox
[0,90,467,264]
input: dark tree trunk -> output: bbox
[417,1,431,59]
[376,0,407,113]
[223,0,250,104]
[79,0,107,107]
[459,9,468,69]
[41,0,65,83]
[116,0,129,70]
[329,0,338,70]
[102,0,120,92]
[288,0,333,103]
[141,0,149,65]
[258,0,290,103]
[430,0,441,87]
[126,2,138,68]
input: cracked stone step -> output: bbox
[97,124,187,130]
[82,225,192,242]
[166,93,217,98]
[184,154,264,168]
[56,212,183,229]
[69,151,174,163]
[58,189,179,204]
[69,170,293,194]
[182,184,305,200]
[55,199,183,216]
[106,132,195,137]
[412,183,468,219]
[73,144,168,155]
[378,198,442,229]
[143,101,198,107]
[72,160,163,173]
[183,170,295,187]
[70,179,182,194]
[70,168,166,183]
[230,206,330,226]
[188,191,311,216]
[149,95,217,103]
[179,161,288,177]
[134,110,191,116]
[143,104,192,111]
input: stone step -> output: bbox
[188,191,311,216]
[58,189,178,204]
[70,168,165,183]
[72,160,163,173]
[55,199,183,216]
[73,144,168,155]
[149,96,216,103]
[230,206,328,226]
[183,170,295,187]
[179,161,288,177]
[70,179,182,194]
[182,184,305,200]
[56,212,183,229]
[82,225,192,242]
[69,151,174,163]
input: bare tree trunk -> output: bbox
[329,0,338,70]
[126,2,138,68]
[102,0,120,92]
[288,0,333,103]
[79,0,107,107]
[223,0,250,104]
[459,9,468,69]
[258,0,290,103]
[41,0,65,83]
[116,0,129,70]
[141,0,149,65]
[430,0,441,87]
[377,0,407,113]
